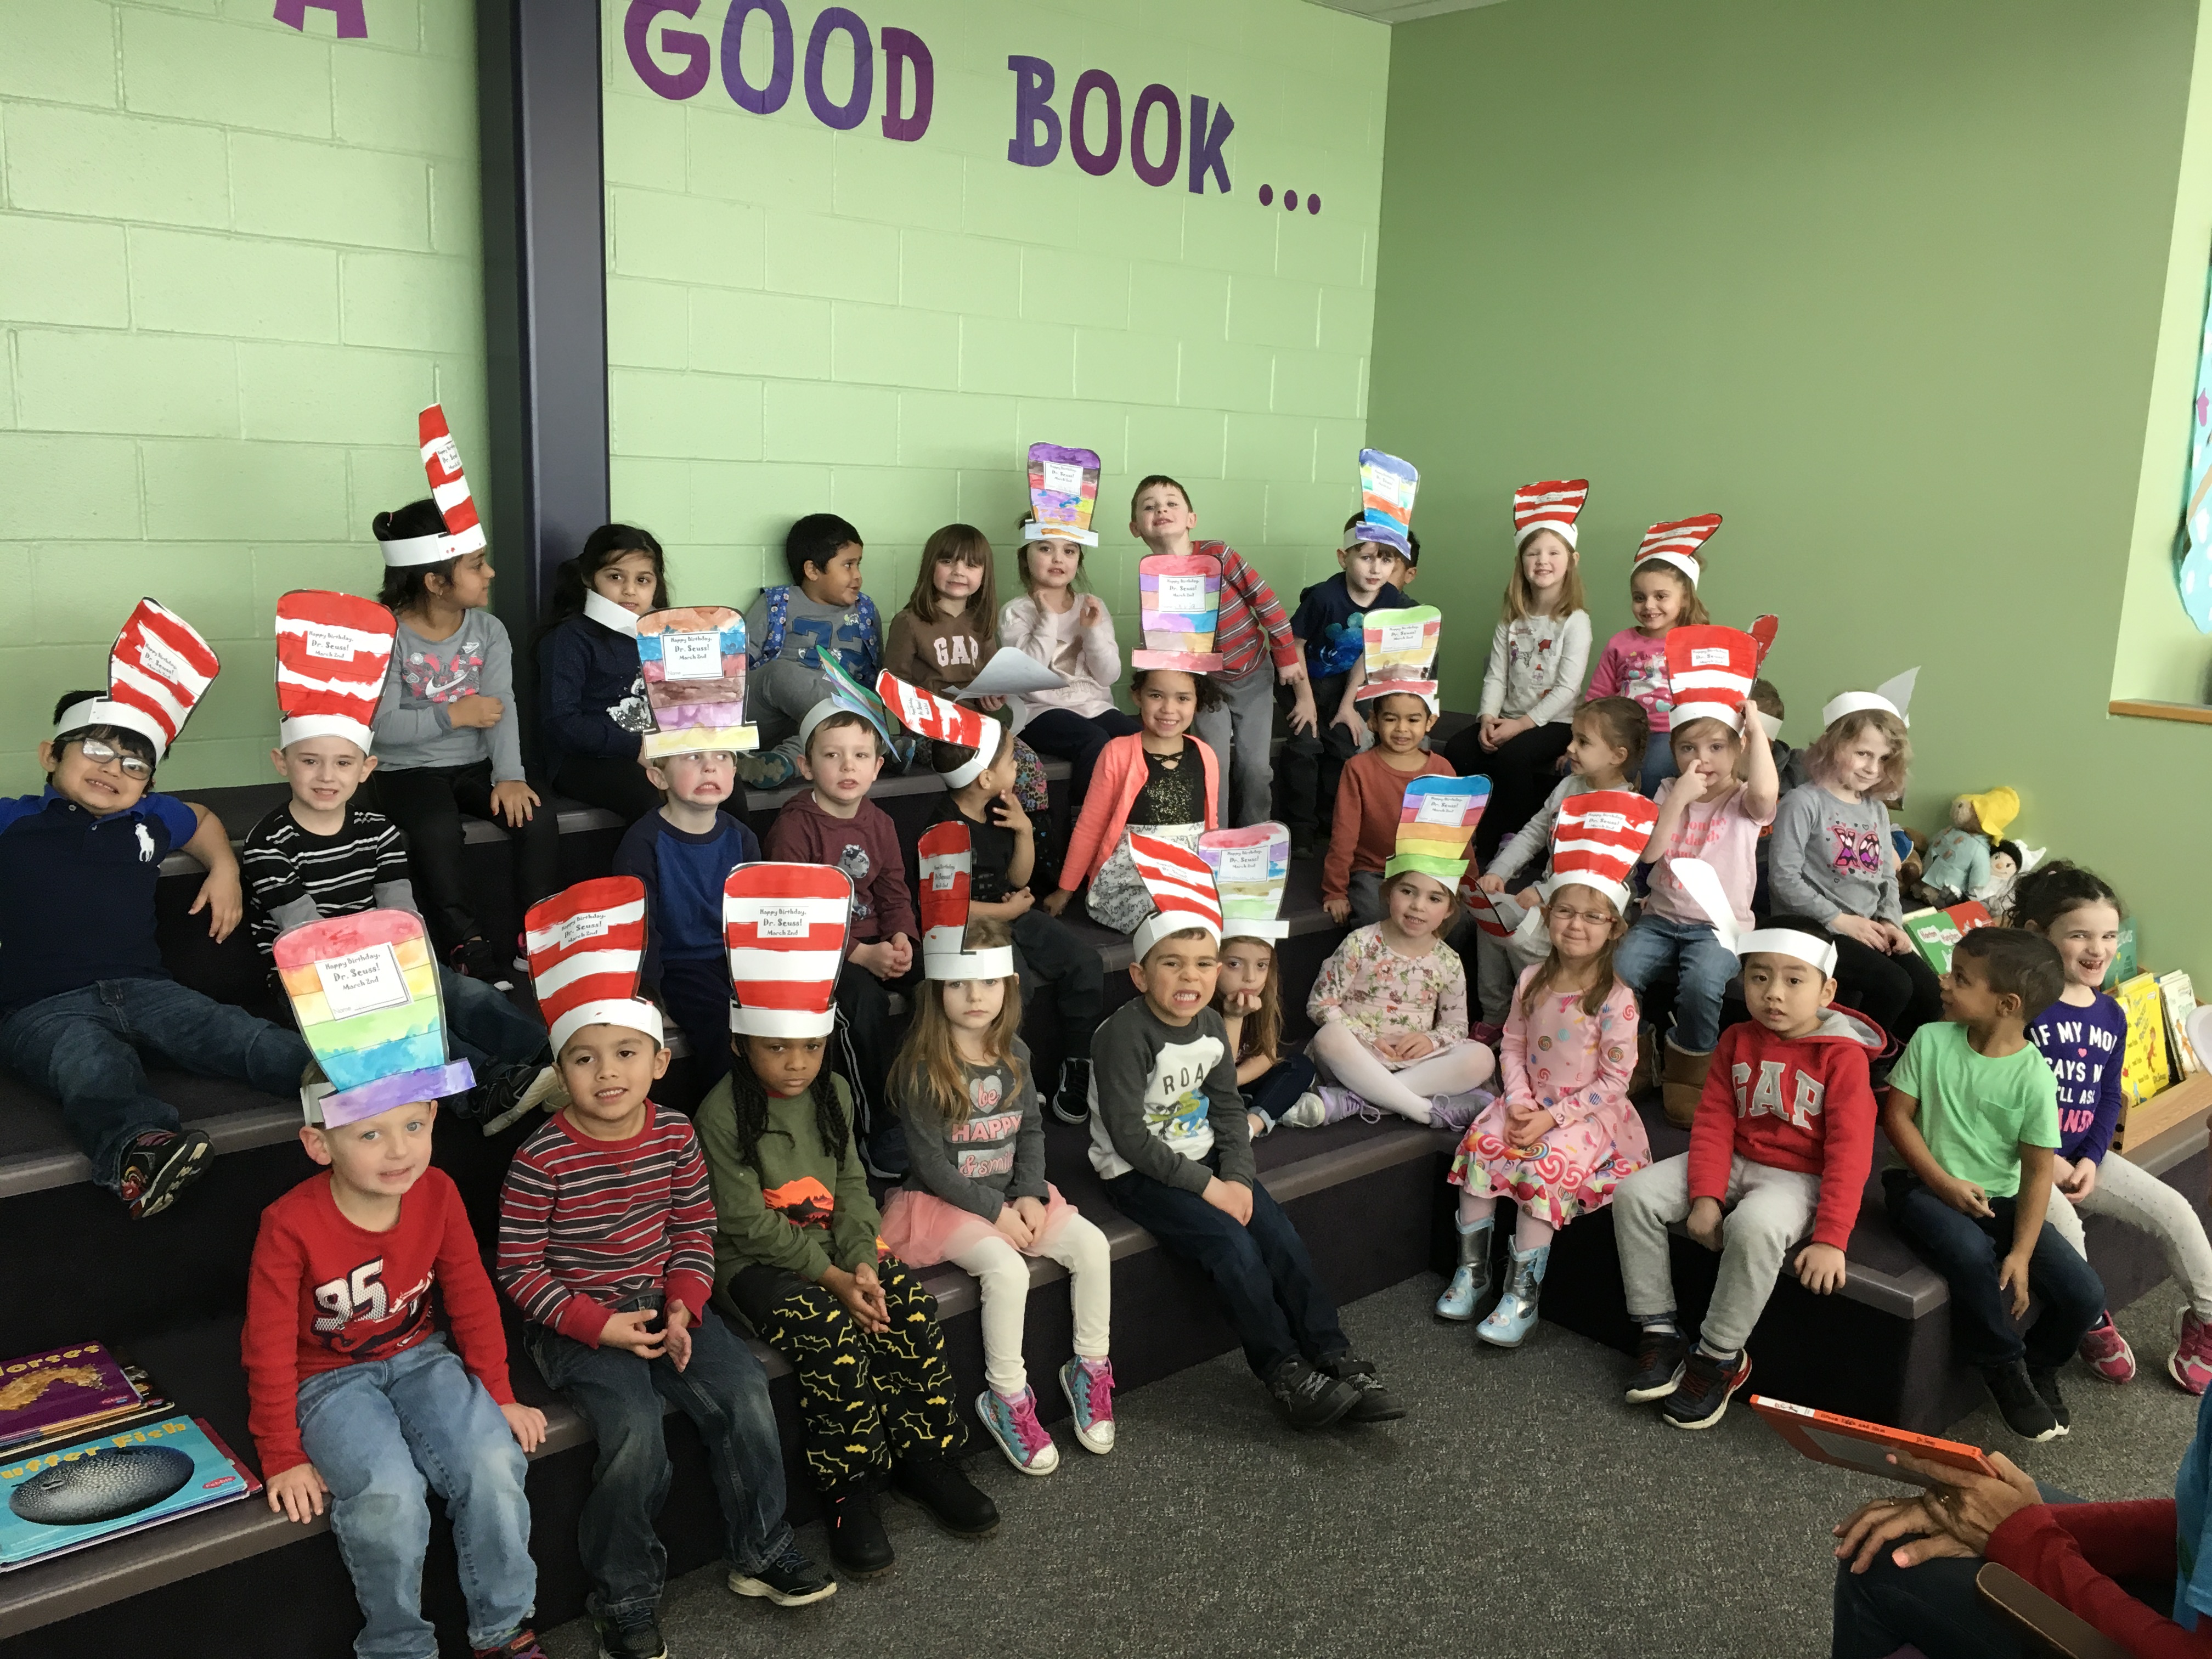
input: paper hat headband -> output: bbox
[1667,857,1839,977]
[917,822,1016,981]
[1664,624,1764,734]
[638,606,756,760]
[1514,479,1590,549]
[1132,552,1224,673]
[724,863,853,1037]
[1538,789,1658,915]
[526,877,665,1055]
[1353,605,1443,713]
[1385,776,1490,885]
[1022,443,1102,547]
[798,652,898,752]
[55,600,221,761]
[1199,824,1291,943]
[275,911,473,1127]
[381,405,488,568]
[1635,515,1722,586]
[1344,449,1418,557]
[1822,667,1918,730]
[1128,834,1224,961]
[275,591,395,753]
[877,671,1006,789]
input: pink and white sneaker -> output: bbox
[2170,1308,2212,1395]
[975,1386,1059,1475]
[2078,1311,2136,1383]
[1058,1356,1115,1453]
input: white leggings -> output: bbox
[946,1211,1114,1397]
[1307,1023,1497,1124]
[2042,1154,2212,1320]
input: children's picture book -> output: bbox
[0,1416,259,1571]
[0,1345,140,1451]
[1748,1396,1998,1489]
[2117,973,2173,1108]
[1899,901,1991,976]
[2159,971,2201,1077]
[2102,918,2140,990]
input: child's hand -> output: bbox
[1324,896,1351,924]
[600,1307,668,1359]
[1079,595,1107,630]
[1042,888,1073,917]
[1202,1176,1254,1226]
[1277,659,1309,688]
[852,1260,890,1325]
[1248,1111,1268,1139]
[1504,1106,1555,1145]
[1491,715,1534,748]
[1477,873,1507,895]
[2057,1156,2098,1199]
[1226,986,1263,1016]
[1513,887,1540,911]
[823,1265,890,1333]
[1997,1249,2033,1319]
[992,790,1032,836]
[501,1402,548,1454]
[1879,922,1915,956]
[884,933,914,975]
[998,888,1036,919]
[1476,716,1500,752]
[1938,1174,1993,1218]
[1685,1195,1726,1251]
[447,693,504,730]
[1796,1242,1848,1294]
[491,779,539,826]
[1287,682,1319,738]
[266,1462,329,1525]
[662,1300,695,1372]
[849,940,894,980]
[974,694,1006,712]
[1014,1194,1047,1229]
[1331,704,1368,748]
[1830,915,1885,949]
[994,1203,1037,1249]
[193,865,244,941]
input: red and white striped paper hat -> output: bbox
[275,591,396,753]
[876,670,1006,789]
[1635,514,1722,586]
[1514,479,1590,548]
[525,877,664,1055]
[1664,624,1762,735]
[917,822,1015,981]
[380,404,489,568]
[54,600,221,760]
[724,863,853,1038]
[1128,833,1224,961]
[1539,789,1658,915]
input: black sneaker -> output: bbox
[825,1488,893,1577]
[891,1455,999,1537]
[1625,1327,1687,1404]
[1984,1360,2065,1441]
[1266,1357,1362,1430]
[1318,1352,1406,1423]
[478,1062,564,1137]
[455,936,516,992]
[729,1540,837,1606]
[1050,1058,1092,1126]
[592,1615,666,1659]
[2029,1367,2073,1432]
[116,1127,212,1220]
[1661,1347,1753,1430]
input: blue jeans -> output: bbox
[1246,1054,1317,1130]
[1104,1155,1347,1380]
[0,977,312,1186]
[1884,1173,2107,1371]
[1639,736,1679,797]
[296,1335,534,1659]
[1831,1483,2077,1659]
[438,966,549,1079]
[527,1307,789,1623]
[1613,913,1738,1053]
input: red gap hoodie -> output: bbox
[1686,1006,1886,1252]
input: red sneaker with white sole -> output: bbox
[2078,1311,2136,1383]
[2171,1308,2212,1396]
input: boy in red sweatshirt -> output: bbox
[1612,890,1881,1432]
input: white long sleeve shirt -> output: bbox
[1000,594,1123,724]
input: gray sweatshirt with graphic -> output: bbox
[373,612,526,780]
[1768,782,1904,927]
[1086,1000,1252,1190]
[895,1039,1047,1221]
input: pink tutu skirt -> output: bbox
[879,1183,1083,1267]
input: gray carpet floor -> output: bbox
[541,1275,2207,1659]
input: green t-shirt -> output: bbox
[1892,1020,2061,1198]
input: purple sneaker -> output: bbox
[1427,1089,1493,1134]
[975,1387,1059,1476]
[1279,1086,1373,1128]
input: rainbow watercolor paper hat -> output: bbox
[1344,449,1418,557]
[1132,552,1224,672]
[55,600,220,761]
[917,822,1015,981]
[275,591,394,754]
[1022,443,1102,546]
[276,911,472,1127]
[725,862,854,1037]
[799,650,899,751]
[1385,776,1490,885]
[381,404,487,568]
[1199,824,1291,943]
[638,606,756,760]
[1352,605,1443,713]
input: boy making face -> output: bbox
[644,748,738,832]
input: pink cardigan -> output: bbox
[1058,733,1220,892]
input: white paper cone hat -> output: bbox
[1667,856,1839,975]
[1822,667,1919,730]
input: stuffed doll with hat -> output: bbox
[1910,786,2018,910]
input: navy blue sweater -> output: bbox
[538,614,651,773]
[612,809,761,995]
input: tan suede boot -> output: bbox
[1661,1041,1711,1131]
[1628,1030,1658,1098]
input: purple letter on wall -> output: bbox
[273,0,366,36]
[1069,69,1121,177]
[805,8,873,132]
[623,0,710,100]
[1130,83,1180,187]
[1187,95,1232,195]
[723,0,794,115]
[1006,56,1060,168]
[880,27,933,142]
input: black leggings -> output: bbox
[1444,719,1574,865]
[1829,933,1943,1052]
[373,760,561,957]
[554,752,664,827]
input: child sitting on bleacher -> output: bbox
[250,591,554,1137]
[741,513,882,789]
[1218,931,1316,1139]
[533,523,672,827]
[0,603,313,1218]
[1087,837,1404,1430]
[1586,514,1720,796]
[883,901,1114,1478]
[1321,610,1455,929]
[1881,927,2104,1442]
[1613,871,1879,1431]
[496,881,829,1659]
[698,861,994,1578]
[247,914,548,1659]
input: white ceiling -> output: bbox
[1304,0,1503,22]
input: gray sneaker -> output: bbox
[1427,1089,1492,1134]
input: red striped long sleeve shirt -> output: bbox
[1203,540,1301,678]
[495,1106,719,1346]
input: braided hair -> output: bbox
[724,1043,850,1179]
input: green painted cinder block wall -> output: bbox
[1368,0,2212,984]
[0,0,484,797]
[600,0,1391,654]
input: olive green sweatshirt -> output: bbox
[695,1071,880,1288]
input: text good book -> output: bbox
[2159,971,2201,1077]
[2117,973,2172,1109]
[0,1344,138,1450]
[1749,1396,1997,1488]
[1899,901,1991,976]
[0,1416,259,1571]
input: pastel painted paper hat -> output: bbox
[1385,775,1491,885]
[724,862,853,1038]
[1514,479,1590,549]
[1128,834,1224,961]
[1199,824,1291,943]
[381,404,488,568]
[1022,443,1102,547]
[1352,604,1443,712]
[55,600,221,761]
[1666,856,1839,976]
[876,670,1007,789]
[275,910,473,1127]
[526,877,665,1054]
[275,591,395,753]
[1344,449,1419,557]
[917,822,1016,981]
[1538,789,1658,915]
[1663,624,1764,734]
[798,651,899,752]
[1635,514,1722,587]
[638,606,756,760]
[1821,667,1918,731]
[1132,552,1225,673]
